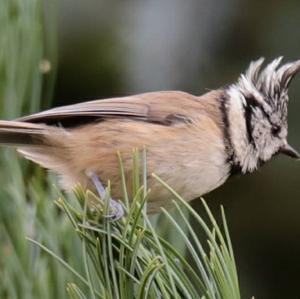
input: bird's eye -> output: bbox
[271,125,281,136]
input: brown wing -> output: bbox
[17,91,210,126]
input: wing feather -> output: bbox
[17,91,201,125]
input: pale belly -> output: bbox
[145,150,230,212]
[83,148,230,213]
[62,119,230,213]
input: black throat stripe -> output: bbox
[220,92,242,176]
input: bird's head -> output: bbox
[226,57,300,173]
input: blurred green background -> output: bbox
[1,0,300,298]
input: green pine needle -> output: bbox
[28,150,242,299]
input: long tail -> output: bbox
[0,120,70,174]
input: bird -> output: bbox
[0,57,299,219]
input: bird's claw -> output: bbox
[103,199,124,221]
[87,171,124,221]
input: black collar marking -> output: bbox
[220,92,242,176]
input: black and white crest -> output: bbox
[240,57,300,118]
[226,58,300,173]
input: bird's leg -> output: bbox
[87,171,124,220]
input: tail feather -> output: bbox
[0,120,48,146]
[0,120,71,176]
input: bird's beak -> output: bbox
[279,144,300,159]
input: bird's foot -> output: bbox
[87,171,124,221]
